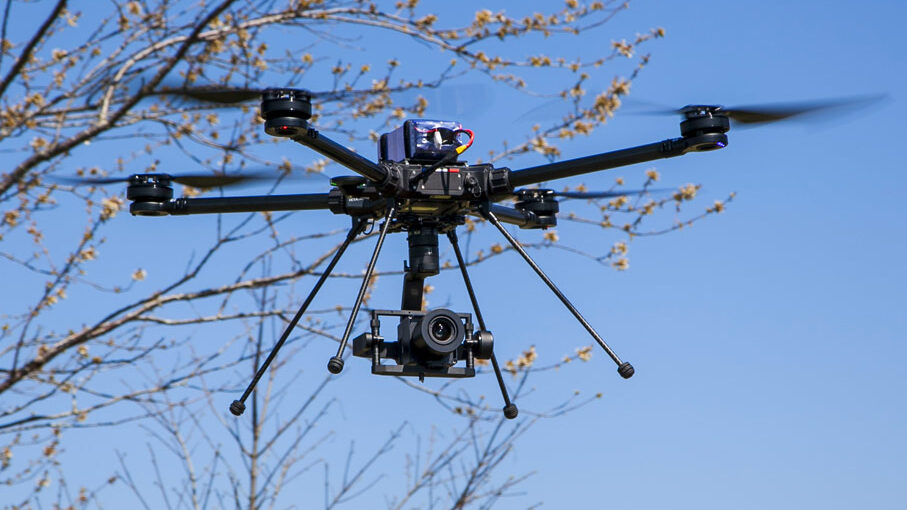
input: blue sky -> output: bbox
[476,2,907,508]
[4,1,905,508]
[264,1,906,507]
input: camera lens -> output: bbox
[414,309,464,356]
[429,317,455,344]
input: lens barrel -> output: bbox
[413,309,464,356]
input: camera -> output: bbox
[352,308,493,380]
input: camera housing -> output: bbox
[352,308,493,380]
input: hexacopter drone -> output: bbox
[71,87,868,419]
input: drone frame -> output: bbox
[124,89,733,420]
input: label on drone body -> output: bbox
[409,168,459,174]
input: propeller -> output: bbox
[512,187,669,201]
[52,170,318,189]
[548,188,666,199]
[156,86,277,104]
[154,84,335,104]
[646,94,885,126]
[153,82,420,105]
[153,81,491,110]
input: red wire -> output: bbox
[455,129,474,152]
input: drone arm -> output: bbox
[162,193,332,215]
[292,129,386,183]
[509,135,724,187]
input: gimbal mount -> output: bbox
[124,89,731,419]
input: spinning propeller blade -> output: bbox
[154,84,320,104]
[52,170,307,189]
[641,94,885,126]
[159,86,268,104]
[511,187,668,200]
[550,188,667,199]
[155,81,417,105]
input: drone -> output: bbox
[69,87,871,419]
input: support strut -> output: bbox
[483,210,634,379]
[328,204,397,373]
[230,217,368,416]
[447,230,518,419]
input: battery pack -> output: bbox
[379,119,464,163]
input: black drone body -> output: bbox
[93,87,859,420]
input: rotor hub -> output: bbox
[677,105,730,151]
[679,106,730,137]
[514,189,559,228]
[680,105,724,119]
[127,174,173,216]
[261,88,312,137]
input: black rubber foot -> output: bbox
[229,400,245,416]
[503,403,519,420]
[618,361,635,379]
[327,356,344,374]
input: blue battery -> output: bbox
[379,119,464,163]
